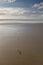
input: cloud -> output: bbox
[7,0,16,3]
[32,2,43,9]
[0,7,29,19]
[0,0,16,3]
[0,8,26,15]
[0,7,43,20]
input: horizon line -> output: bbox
[0,19,43,21]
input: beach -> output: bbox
[0,23,43,65]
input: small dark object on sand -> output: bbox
[17,49,22,55]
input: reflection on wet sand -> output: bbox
[0,23,43,65]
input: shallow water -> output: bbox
[0,23,43,65]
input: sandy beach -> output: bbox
[0,23,43,65]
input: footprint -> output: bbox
[17,49,22,55]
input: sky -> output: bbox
[0,0,43,21]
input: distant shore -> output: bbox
[0,19,43,21]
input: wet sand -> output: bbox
[0,23,43,65]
